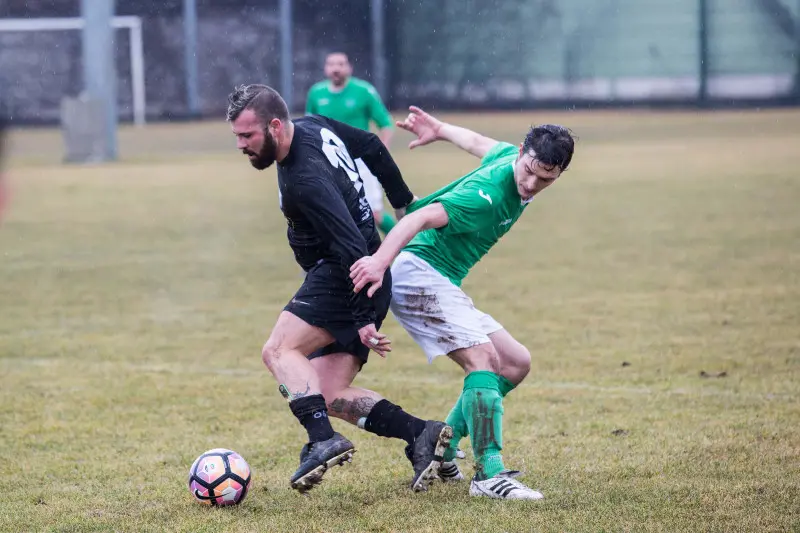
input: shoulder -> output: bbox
[351,78,379,95]
[295,115,318,128]
[307,82,329,96]
[283,122,329,166]
[282,171,329,197]
[480,142,517,166]
[295,115,333,138]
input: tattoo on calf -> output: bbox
[329,396,378,419]
[291,382,313,400]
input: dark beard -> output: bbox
[245,132,278,170]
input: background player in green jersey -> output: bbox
[306,52,398,235]
[350,106,575,500]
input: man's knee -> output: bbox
[261,312,335,370]
[496,338,531,384]
[450,342,502,374]
[510,345,531,381]
[261,335,288,371]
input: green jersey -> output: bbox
[403,142,529,286]
[305,77,393,132]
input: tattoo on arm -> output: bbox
[329,396,378,420]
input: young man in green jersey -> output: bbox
[306,52,398,235]
[350,106,575,500]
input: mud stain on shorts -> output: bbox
[405,287,447,327]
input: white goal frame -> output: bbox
[0,16,146,126]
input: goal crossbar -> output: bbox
[0,16,146,126]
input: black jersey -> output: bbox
[277,115,413,327]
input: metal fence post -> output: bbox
[80,0,117,161]
[698,0,709,105]
[280,0,293,111]
[184,0,200,117]
[371,0,387,99]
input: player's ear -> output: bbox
[268,118,283,134]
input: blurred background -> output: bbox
[2,0,800,125]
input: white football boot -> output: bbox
[469,470,544,500]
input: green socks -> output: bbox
[378,211,396,234]
[443,395,467,462]
[498,375,515,398]
[443,371,515,481]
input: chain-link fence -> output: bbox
[1,0,799,123]
[0,0,372,123]
[388,0,800,109]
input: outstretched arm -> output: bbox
[396,106,499,159]
[350,203,449,297]
[327,118,414,210]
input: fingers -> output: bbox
[356,276,381,296]
[371,337,391,357]
[352,271,381,295]
[352,275,368,294]
[396,116,416,132]
[408,139,422,150]
[366,279,383,298]
[350,260,383,297]
[350,260,369,293]
[362,329,391,357]
[350,258,366,273]
[397,108,422,131]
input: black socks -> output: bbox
[290,394,335,443]
[363,399,426,446]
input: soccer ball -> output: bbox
[188,448,252,506]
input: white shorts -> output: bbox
[389,251,503,363]
[355,158,384,213]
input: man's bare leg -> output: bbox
[310,352,454,492]
[261,311,355,493]
[438,342,542,499]
[311,353,382,425]
[490,329,532,386]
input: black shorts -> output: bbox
[284,260,392,366]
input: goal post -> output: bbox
[0,16,146,126]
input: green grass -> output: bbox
[1,110,799,532]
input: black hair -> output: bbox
[226,84,289,125]
[522,124,575,171]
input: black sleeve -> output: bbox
[289,174,377,328]
[325,118,414,209]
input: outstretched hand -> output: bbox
[350,256,387,297]
[395,106,443,150]
[358,323,391,357]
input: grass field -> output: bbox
[1,109,799,532]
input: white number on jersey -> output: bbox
[319,128,372,221]
[320,128,362,192]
